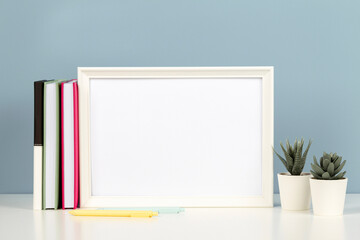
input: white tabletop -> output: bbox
[0,194,359,240]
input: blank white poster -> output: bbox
[90,78,262,197]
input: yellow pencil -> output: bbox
[68,210,158,218]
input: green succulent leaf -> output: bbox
[323,152,331,161]
[313,156,319,166]
[322,172,331,179]
[311,163,325,175]
[301,140,312,164]
[320,157,324,168]
[334,156,342,169]
[323,159,330,170]
[334,160,346,175]
[292,141,304,175]
[310,170,322,179]
[332,171,346,180]
[289,141,294,155]
[280,142,294,172]
[273,148,290,172]
[286,139,293,157]
[327,163,335,176]
[293,138,298,154]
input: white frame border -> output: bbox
[78,67,274,208]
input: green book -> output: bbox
[42,80,66,209]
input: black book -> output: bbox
[34,80,47,146]
[33,80,48,210]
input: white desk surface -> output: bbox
[0,194,359,240]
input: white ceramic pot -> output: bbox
[310,178,347,216]
[278,173,311,211]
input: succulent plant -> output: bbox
[311,152,346,180]
[273,138,312,175]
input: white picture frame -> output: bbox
[78,67,274,208]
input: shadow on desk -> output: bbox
[343,207,360,215]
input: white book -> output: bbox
[62,81,75,208]
[43,81,60,209]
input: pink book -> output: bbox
[73,81,79,209]
[61,80,79,209]
[61,82,65,209]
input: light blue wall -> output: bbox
[0,0,359,193]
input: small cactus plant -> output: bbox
[311,152,346,180]
[273,138,312,175]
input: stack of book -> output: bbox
[33,80,79,210]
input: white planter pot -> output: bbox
[310,178,347,216]
[278,173,311,211]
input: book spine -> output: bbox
[33,81,45,210]
[54,82,61,210]
[42,82,47,210]
[34,81,45,146]
[61,82,65,210]
[73,81,79,209]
